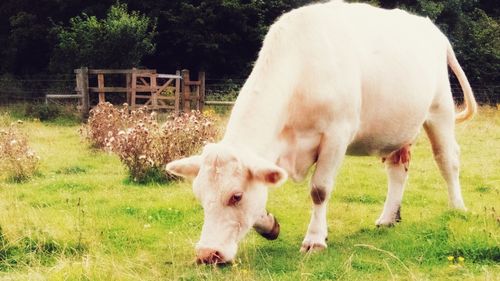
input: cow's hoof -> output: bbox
[375,219,396,227]
[376,206,401,227]
[450,200,467,211]
[375,216,400,227]
[300,241,327,253]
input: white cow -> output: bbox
[166,0,477,264]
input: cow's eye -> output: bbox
[228,192,243,206]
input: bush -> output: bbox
[0,125,40,182]
[81,102,127,149]
[23,103,80,124]
[25,103,61,121]
[0,74,24,101]
[106,107,163,182]
[83,103,218,183]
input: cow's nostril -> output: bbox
[196,248,225,264]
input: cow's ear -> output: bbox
[166,156,201,179]
[250,162,288,187]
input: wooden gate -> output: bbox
[63,67,205,119]
[130,70,181,111]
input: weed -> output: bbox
[84,103,218,183]
[81,102,127,149]
[0,112,11,127]
[0,125,39,182]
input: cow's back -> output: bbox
[225,1,452,157]
[334,3,451,155]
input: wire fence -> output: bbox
[0,74,75,105]
[0,75,498,106]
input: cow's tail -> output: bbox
[447,43,477,123]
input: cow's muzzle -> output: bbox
[196,248,226,264]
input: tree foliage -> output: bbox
[50,3,156,72]
[0,0,497,88]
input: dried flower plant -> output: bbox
[81,102,130,149]
[83,103,218,182]
[0,112,11,127]
[0,125,40,182]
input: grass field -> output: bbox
[0,106,498,280]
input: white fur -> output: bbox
[166,1,476,262]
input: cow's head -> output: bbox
[166,143,287,264]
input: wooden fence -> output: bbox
[46,67,206,119]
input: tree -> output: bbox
[0,0,497,101]
[50,3,156,72]
[1,12,51,75]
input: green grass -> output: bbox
[0,106,498,280]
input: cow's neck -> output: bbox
[222,75,291,162]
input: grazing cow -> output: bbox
[166,0,477,264]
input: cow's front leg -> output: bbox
[301,133,349,253]
[253,211,280,240]
[376,145,410,226]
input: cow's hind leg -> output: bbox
[376,146,410,226]
[301,128,350,253]
[424,105,466,210]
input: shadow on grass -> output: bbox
[337,210,499,265]
[117,205,190,226]
[122,172,180,187]
[0,226,86,271]
[3,171,43,184]
[42,181,94,192]
[340,194,382,205]
[55,165,88,175]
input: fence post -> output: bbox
[182,69,191,113]
[131,68,137,109]
[151,72,158,109]
[126,72,131,105]
[80,67,90,120]
[199,71,205,111]
[97,73,105,103]
[175,70,181,115]
[74,69,82,107]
